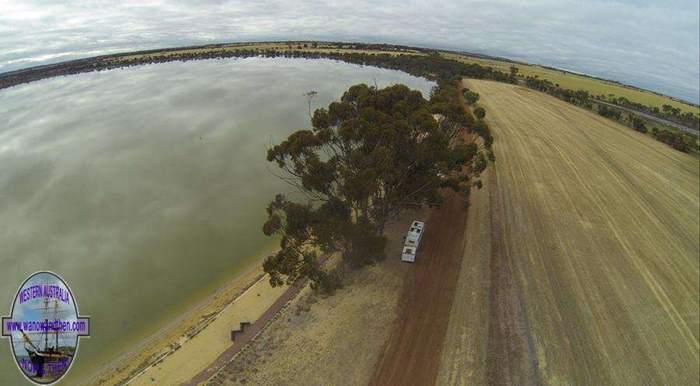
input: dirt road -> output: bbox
[436,79,698,385]
[370,189,469,386]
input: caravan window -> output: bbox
[406,248,413,254]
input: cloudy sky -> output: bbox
[0,0,698,103]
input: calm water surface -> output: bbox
[0,57,433,384]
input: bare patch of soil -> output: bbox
[370,190,469,386]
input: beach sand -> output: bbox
[88,254,273,386]
[88,211,423,386]
[129,274,287,385]
[206,211,424,386]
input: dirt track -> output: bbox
[370,189,469,386]
[435,79,698,385]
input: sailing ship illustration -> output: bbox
[18,296,75,380]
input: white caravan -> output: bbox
[401,220,425,263]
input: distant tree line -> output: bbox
[519,72,699,132]
[0,45,515,91]
[523,75,697,153]
[626,114,648,133]
[524,76,593,108]
[597,104,622,120]
[4,41,692,155]
[651,127,695,152]
[599,95,699,131]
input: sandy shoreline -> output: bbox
[84,248,275,386]
[207,212,422,386]
[84,212,421,386]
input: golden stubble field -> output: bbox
[439,79,699,385]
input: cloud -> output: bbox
[0,0,698,102]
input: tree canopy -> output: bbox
[463,88,480,105]
[262,83,485,289]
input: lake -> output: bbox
[0,57,434,384]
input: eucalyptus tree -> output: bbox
[262,83,484,289]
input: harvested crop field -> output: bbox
[439,79,699,385]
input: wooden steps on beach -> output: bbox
[230,321,251,341]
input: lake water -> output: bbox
[0,57,433,384]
